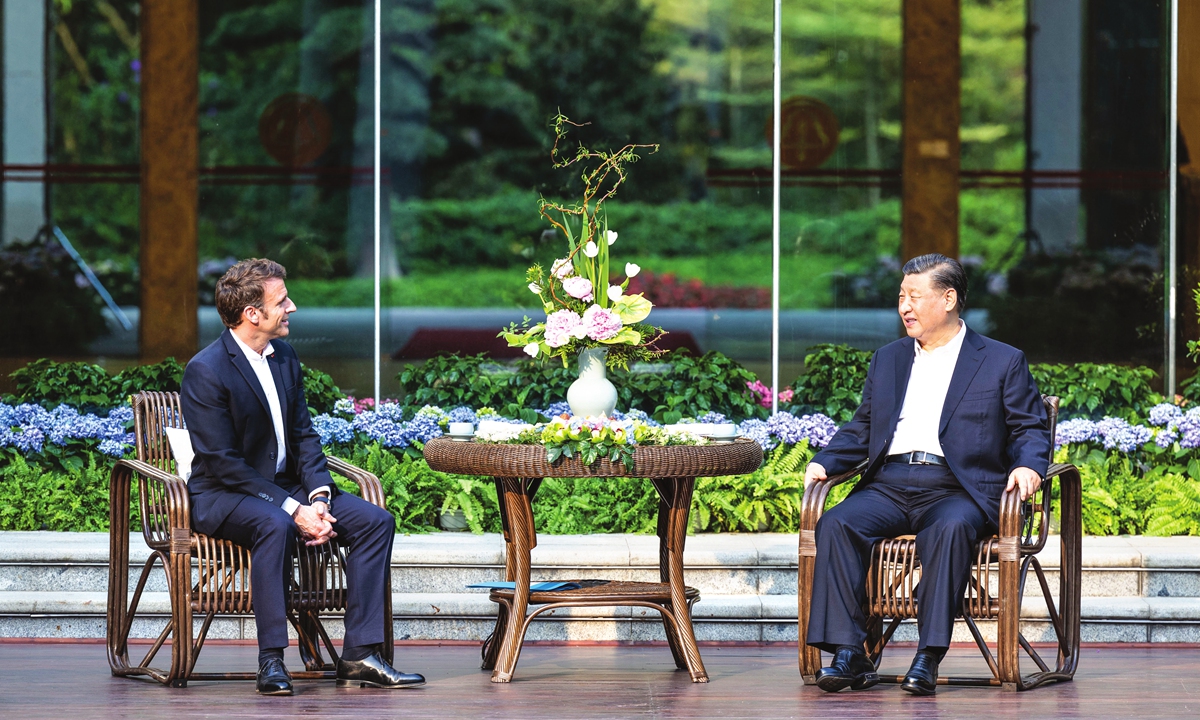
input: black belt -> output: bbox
[884,451,947,466]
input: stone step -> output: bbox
[2,590,1198,643]
[3,533,1199,597]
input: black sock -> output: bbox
[342,643,377,662]
[258,648,284,666]
[919,646,947,662]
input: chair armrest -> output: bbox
[109,458,191,552]
[800,460,867,533]
[997,461,1080,557]
[326,456,387,509]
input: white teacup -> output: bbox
[448,422,474,436]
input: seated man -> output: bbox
[182,258,423,695]
[803,253,1050,696]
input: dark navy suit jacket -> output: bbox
[181,329,337,536]
[811,326,1051,523]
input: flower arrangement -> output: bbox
[501,115,665,367]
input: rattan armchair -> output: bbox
[797,396,1081,691]
[106,391,393,687]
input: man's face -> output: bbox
[248,278,296,340]
[898,271,956,343]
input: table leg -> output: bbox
[491,477,536,683]
[655,486,687,669]
[651,477,708,683]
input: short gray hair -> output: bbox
[902,253,967,313]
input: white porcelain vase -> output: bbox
[566,347,618,418]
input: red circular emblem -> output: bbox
[764,96,840,169]
[258,93,333,167]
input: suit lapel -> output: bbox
[268,348,290,433]
[887,338,916,438]
[221,330,272,420]
[939,327,986,434]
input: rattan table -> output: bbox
[423,437,763,683]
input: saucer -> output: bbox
[701,432,740,444]
[446,433,475,442]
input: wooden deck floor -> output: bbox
[1,642,1197,719]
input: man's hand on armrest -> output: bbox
[1006,466,1043,501]
[292,504,337,546]
[804,462,827,489]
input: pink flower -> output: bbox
[583,304,622,341]
[562,276,594,301]
[544,309,585,347]
[551,258,574,279]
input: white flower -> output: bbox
[528,282,542,295]
[606,230,618,245]
[584,241,599,258]
[625,262,641,278]
[523,342,540,358]
[607,284,623,302]
[551,258,573,279]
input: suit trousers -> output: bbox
[213,487,396,651]
[806,462,991,653]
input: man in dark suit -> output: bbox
[803,253,1050,696]
[182,258,423,695]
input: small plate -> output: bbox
[446,433,475,442]
[703,433,740,444]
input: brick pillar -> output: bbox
[901,0,961,261]
[139,0,199,362]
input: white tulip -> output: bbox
[584,241,599,258]
[528,282,542,294]
[607,284,623,302]
[523,342,540,358]
[625,262,641,278]
[606,230,618,245]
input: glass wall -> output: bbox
[0,0,1180,401]
[196,0,378,398]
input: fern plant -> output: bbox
[1146,474,1200,536]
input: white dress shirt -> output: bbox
[230,333,328,515]
[887,321,967,457]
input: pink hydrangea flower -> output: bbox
[583,304,622,341]
[562,276,594,301]
[544,309,585,347]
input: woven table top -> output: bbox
[424,437,763,479]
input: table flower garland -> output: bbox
[475,414,711,472]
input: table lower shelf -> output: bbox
[487,580,701,606]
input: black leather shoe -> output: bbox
[256,657,293,696]
[900,651,939,696]
[336,652,425,689]
[815,647,879,693]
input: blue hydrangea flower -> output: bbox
[404,413,444,444]
[446,406,477,424]
[1055,418,1098,449]
[1155,428,1179,448]
[738,419,776,452]
[1148,403,1183,427]
[312,415,354,445]
[1175,408,1200,449]
[333,398,356,416]
[98,439,128,457]
[539,401,573,419]
[696,411,729,424]
[108,406,134,424]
